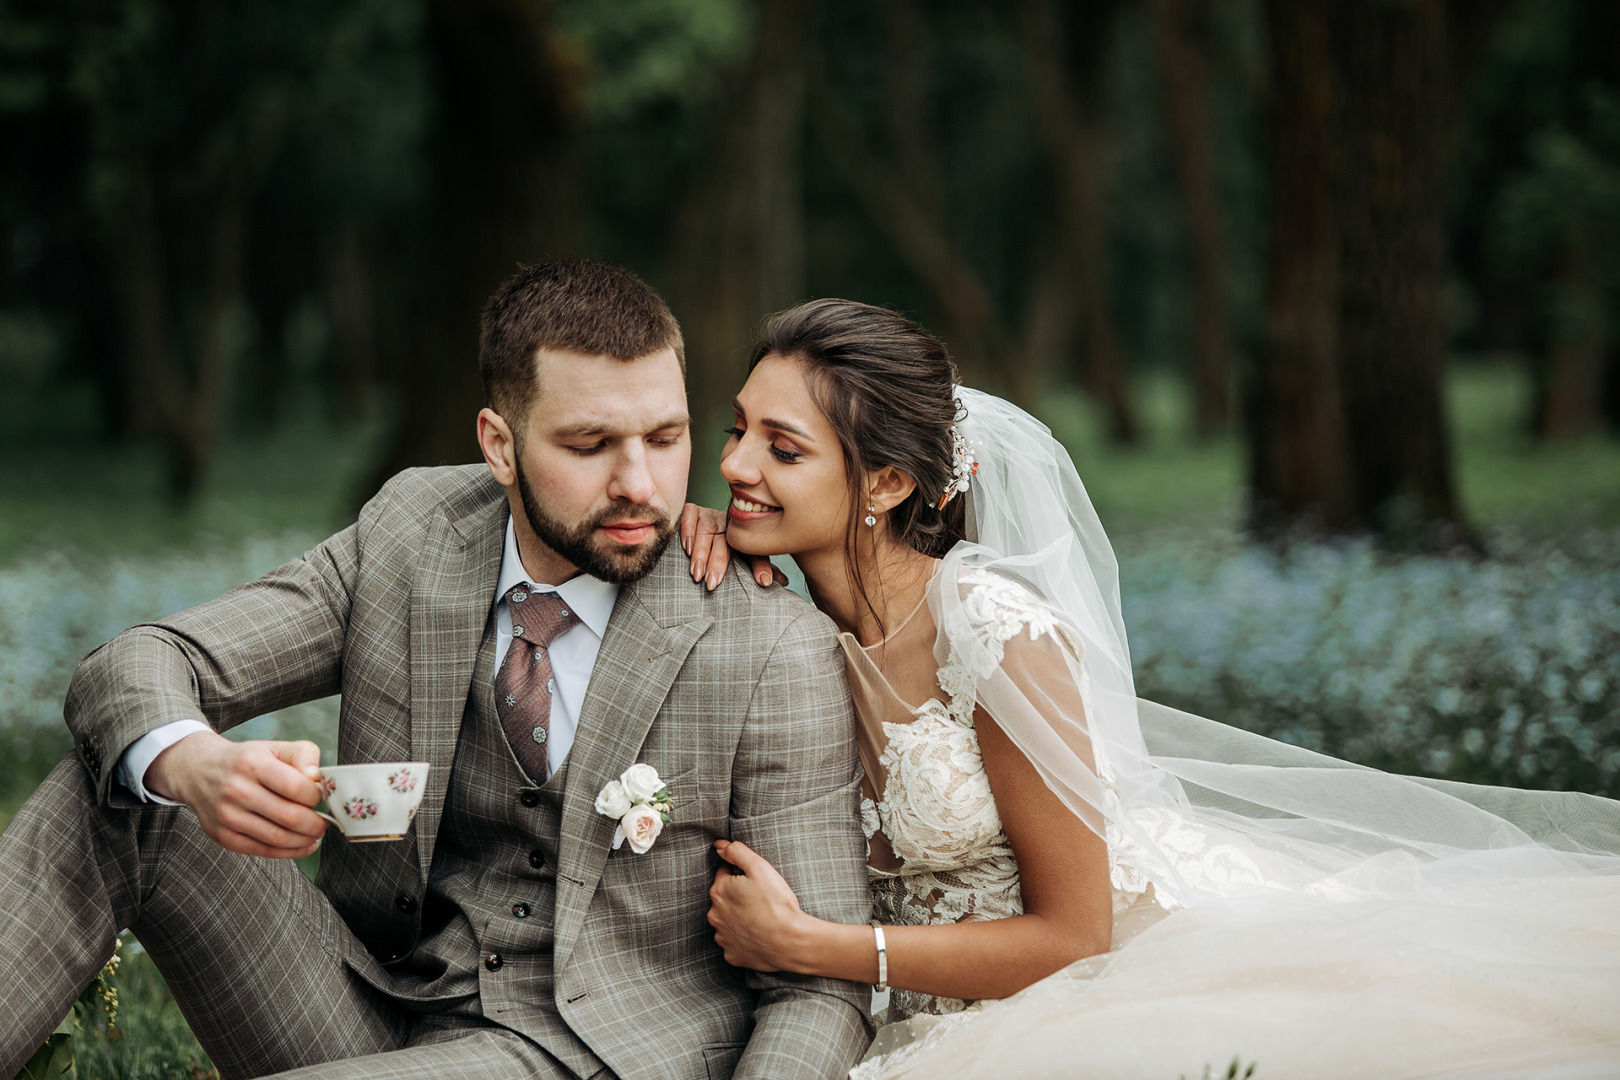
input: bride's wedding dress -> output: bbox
[844,390,1620,1080]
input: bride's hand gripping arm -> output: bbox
[679,502,787,591]
[708,632,1114,1001]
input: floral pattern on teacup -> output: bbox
[316,775,338,799]
[343,797,379,821]
[388,768,418,794]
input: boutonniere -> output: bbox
[595,763,674,854]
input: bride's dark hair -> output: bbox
[750,299,969,623]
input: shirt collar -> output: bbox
[496,515,619,639]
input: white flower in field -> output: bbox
[620,762,663,803]
[594,780,632,819]
[1578,672,1606,703]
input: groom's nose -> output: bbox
[607,442,658,505]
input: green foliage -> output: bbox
[13,935,135,1080]
[71,944,216,1080]
[1181,1059,1256,1080]
[1461,0,1620,351]
[558,0,751,122]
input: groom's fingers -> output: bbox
[225,773,328,845]
[211,779,325,856]
[259,744,325,809]
[214,821,320,860]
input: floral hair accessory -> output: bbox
[596,763,674,854]
[937,399,978,511]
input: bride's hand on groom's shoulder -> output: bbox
[707,839,808,971]
[680,504,785,591]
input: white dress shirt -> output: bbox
[118,515,618,800]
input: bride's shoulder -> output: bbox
[932,557,1081,722]
[942,562,1066,646]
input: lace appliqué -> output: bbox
[862,700,1022,1020]
[936,570,1061,725]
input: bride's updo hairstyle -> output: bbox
[749,298,969,589]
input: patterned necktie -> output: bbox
[494,586,579,782]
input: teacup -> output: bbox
[312,762,430,842]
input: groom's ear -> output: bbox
[477,407,519,487]
[866,466,918,513]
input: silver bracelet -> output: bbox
[872,923,888,991]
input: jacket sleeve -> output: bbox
[63,519,362,808]
[729,608,874,1080]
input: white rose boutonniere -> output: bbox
[594,780,633,820]
[620,762,663,803]
[620,804,664,854]
[596,764,673,854]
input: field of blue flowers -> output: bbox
[4,517,1616,826]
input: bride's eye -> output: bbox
[769,443,803,463]
[722,426,742,439]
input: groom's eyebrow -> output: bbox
[553,413,690,439]
[733,397,813,441]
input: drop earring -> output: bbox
[864,504,877,527]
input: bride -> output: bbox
[681,298,1620,1079]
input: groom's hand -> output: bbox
[147,731,327,859]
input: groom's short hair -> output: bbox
[480,259,685,422]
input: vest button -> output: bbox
[529,849,545,869]
[395,894,418,915]
[484,953,503,971]
[519,790,539,808]
[512,901,531,919]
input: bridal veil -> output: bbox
[857,387,1620,1078]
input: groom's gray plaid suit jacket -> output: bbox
[64,465,873,1080]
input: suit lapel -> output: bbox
[408,488,506,887]
[552,551,712,973]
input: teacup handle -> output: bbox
[314,809,342,830]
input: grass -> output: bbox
[71,943,216,1080]
[0,400,394,564]
[1,360,1616,1077]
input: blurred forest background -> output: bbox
[2,0,1619,1072]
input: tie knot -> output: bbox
[506,585,578,648]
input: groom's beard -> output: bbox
[516,464,673,584]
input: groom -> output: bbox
[0,261,873,1079]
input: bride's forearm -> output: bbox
[781,911,1108,1001]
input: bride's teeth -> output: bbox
[732,497,778,513]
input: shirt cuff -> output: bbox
[117,720,212,804]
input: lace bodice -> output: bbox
[863,698,1023,1019]
[849,568,1152,1023]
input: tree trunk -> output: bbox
[1534,235,1609,438]
[328,223,377,421]
[1148,0,1233,437]
[1019,0,1137,441]
[118,155,179,443]
[1249,0,1491,547]
[669,0,809,420]
[807,18,1005,393]
[1248,0,1354,535]
[1329,0,1468,543]
[370,0,583,490]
